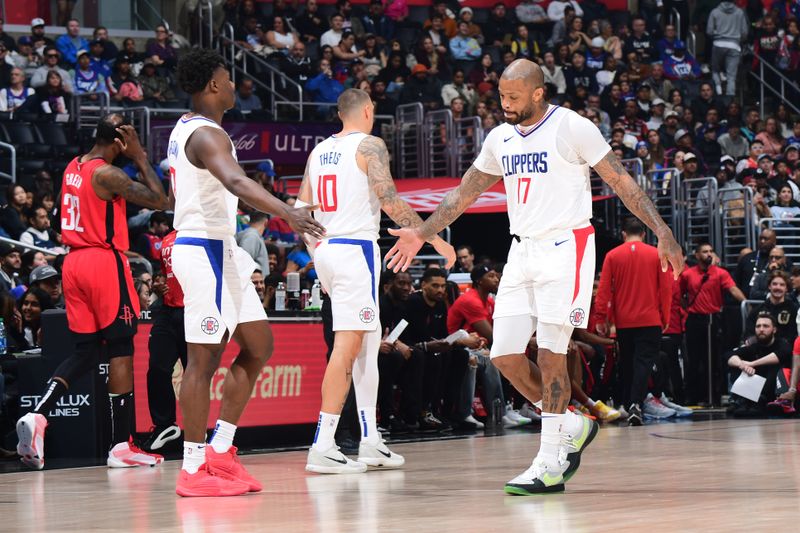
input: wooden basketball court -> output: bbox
[2,418,797,532]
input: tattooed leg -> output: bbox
[538,349,571,414]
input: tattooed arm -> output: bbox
[357,135,456,268]
[594,149,684,277]
[385,164,501,272]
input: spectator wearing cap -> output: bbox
[756,117,787,157]
[0,243,21,292]
[91,27,118,61]
[400,63,443,110]
[707,0,748,97]
[682,152,702,180]
[658,109,680,149]
[697,123,723,168]
[663,40,701,90]
[441,68,476,114]
[758,152,777,181]
[55,18,88,67]
[88,40,112,79]
[696,164,743,215]
[30,46,73,92]
[29,264,63,308]
[482,2,515,48]
[586,36,606,70]
[10,37,40,74]
[458,7,483,44]
[635,83,653,115]
[71,49,106,97]
[362,1,394,43]
[0,68,34,112]
[718,119,750,159]
[234,77,262,112]
[785,144,800,166]
[642,63,675,102]
[646,98,667,130]
[29,18,55,49]
[107,57,143,105]
[449,21,482,74]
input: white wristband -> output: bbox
[294,199,311,209]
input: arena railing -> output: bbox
[197,0,214,50]
[0,236,65,256]
[132,0,170,32]
[760,217,800,264]
[0,141,16,184]
[395,103,425,178]
[71,92,111,132]
[219,23,305,121]
[423,109,456,177]
[720,185,757,269]
[679,176,720,253]
[454,116,483,177]
[748,51,800,116]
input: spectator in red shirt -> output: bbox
[680,241,746,405]
[594,218,673,425]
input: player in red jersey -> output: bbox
[16,114,169,470]
[142,227,188,452]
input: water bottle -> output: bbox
[311,279,322,308]
[0,318,6,355]
[300,289,310,309]
[286,272,300,292]
[485,398,505,436]
[275,282,286,311]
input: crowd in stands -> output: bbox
[5,0,800,456]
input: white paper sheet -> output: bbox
[386,319,408,344]
[731,372,767,402]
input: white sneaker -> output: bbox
[504,403,532,427]
[504,456,567,495]
[107,439,164,468]
[357,440,405,468]
[518,402,542,421]
[643,393,676,419]
[659,393,693,417]
[616,405,629,419]
[16,412,47,470]
[464,414,484,429]
[306,445,367,474]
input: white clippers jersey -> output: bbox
[306,132,381,241]
[473,105,611,239]
[167,114,238,236]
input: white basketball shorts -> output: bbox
[494,225,595,329]
[172,233,267,344]
[314,237,380,331]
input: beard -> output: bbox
[755,332,773,344]
[504,102,536,125]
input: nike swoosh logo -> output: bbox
[541,472,563,485]
[378,449,392,458]
[504,136,514,142]
[555,239,569,246]
[325,456,348,465]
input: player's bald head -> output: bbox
[337,88,372,119]
[500,59,544,90]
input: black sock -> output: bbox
[109,392,133,446]
[33,379,67,416]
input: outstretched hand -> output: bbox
[431,236,456,269]
[385,227,425,272]
[658,231,684,280]
[286,203,326,240]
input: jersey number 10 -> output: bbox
[317,174,338,212]
[62,193,84,232]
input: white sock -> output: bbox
[562,409,584,437]
[182,441,206,474]
[533,400,542,410]
[538,412,563,466]
[209,419,236,453]
[358,408,380,445]
[585,398,596,407]
[312,412,340,452]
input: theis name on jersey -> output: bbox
[319,150,342,166]
[501,152,549,178]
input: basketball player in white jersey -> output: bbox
[299,89,456,473]
[388,59,684,494]
[169,49,325,497]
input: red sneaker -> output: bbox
[206,446,262,492]
[176,463,250,497]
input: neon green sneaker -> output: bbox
[560,413,599,482]
[504,457,566,495]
